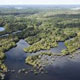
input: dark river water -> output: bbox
[4,39,80,80]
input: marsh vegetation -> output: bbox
[0,5,80,80]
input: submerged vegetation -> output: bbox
[26,52,53,67]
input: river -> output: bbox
[4,39,80,80]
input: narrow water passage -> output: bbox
[50,42,66,53]
[4,39,31,80]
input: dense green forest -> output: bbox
[0,7,80,79]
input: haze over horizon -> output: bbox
[0,0,80,5]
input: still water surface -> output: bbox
[4,39,80,80]
[0,27,5,31]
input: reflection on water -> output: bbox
[4,39,80,80]
[46,55,80,80]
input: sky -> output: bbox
[0,0,80,5]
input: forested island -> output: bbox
[0,5,80,80]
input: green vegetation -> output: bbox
[0,35,19,79]
[26,52,53,67]
[62,32,80,55]
[24,13,80,53]
[0,6,80,79]
[24,8,80,69]
[0,36,18,52]
[24,38,58,53]
[26,51,66,68]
